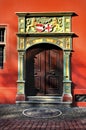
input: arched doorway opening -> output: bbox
[25,43,63,97]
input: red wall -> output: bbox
[0,0,86,106]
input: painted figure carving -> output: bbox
[26,17,64,33]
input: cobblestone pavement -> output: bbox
[0,104,86,129]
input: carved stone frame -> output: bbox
[16,12,75,103]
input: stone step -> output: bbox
[27,96,62,100]
[16,96,72,106]
[27,96,62,103]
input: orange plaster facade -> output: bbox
[0,0,86,106]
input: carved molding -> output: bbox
[25,37,72,50]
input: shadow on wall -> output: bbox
[72,56,86,89]
[0,87,17,104]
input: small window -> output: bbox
[0,28,5,42]
[0,26,6,69]
[0,46,4,68]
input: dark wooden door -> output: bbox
[25,44,63,96]
[34,45,63,96]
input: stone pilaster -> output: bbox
[62,51,72,102]
[16,51,25,102]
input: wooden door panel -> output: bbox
[46,49,62,95]
[34,51,45,95]
[34,76,41,90]
[46,76,59,94]
[50,50,58,71]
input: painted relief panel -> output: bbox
[25,17,71,33]
[18,16,71,33]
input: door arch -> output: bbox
[25,43,63,97]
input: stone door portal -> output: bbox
[16,12,75,103]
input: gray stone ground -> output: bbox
[0,104,86,129]
[0,104,86,121]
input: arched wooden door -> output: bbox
[25,44,63,96]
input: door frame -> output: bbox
[16,37,72,103]
[16,12,75,103]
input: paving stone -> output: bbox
[0,104,86,129]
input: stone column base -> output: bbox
[16,94,25,101]
[62,94,72,102]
